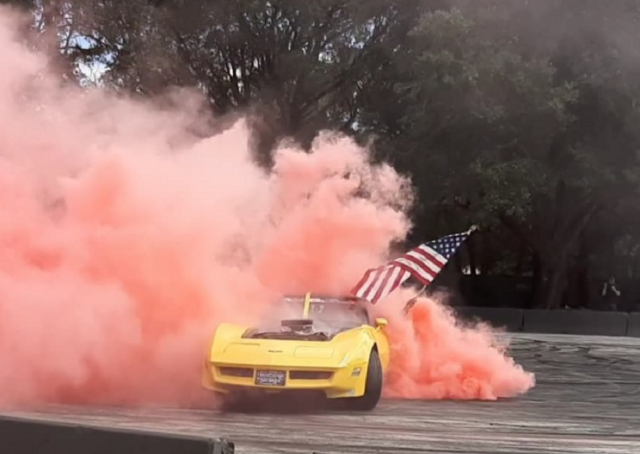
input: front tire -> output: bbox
[347,349,383,411]
[215,391,255,412]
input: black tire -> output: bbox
[347,349,383,411]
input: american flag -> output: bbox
[350,227,476,304]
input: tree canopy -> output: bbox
[7,0,640,309]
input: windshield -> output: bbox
[281,295,370,328]
[243,294,371,340]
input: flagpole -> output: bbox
[402,284,427,315]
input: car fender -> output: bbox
[207,323,248,360]
[335,327,378,368]
[372,326,390,371]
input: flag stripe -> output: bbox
[365,265,394,302]
[353,268,378,298]
[350,264,410,304]
[397,270,411,288]
[374,265,402,303]
[401,253,439,278]
[393,270,411,297]
[406,249,441,274]
[352,268,374,291]
[415,245,447,267]
[393,257,435,283]
[393,259,435,286]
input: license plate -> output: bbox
[255,370,286,386]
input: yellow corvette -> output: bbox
[202,293,390,410]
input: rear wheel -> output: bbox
[346,349,383,411]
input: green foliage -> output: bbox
[13,0,640,307]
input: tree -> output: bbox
[368,5,640,308]
[52,0,423,165]
[8,1,640,309]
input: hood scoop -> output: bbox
[243,318,331,341]
[281,318,314,331]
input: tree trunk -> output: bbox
[534,260,569,309]
[508,196,600,309]
[576,235,590,309]
[530,252,542,309]
[514,242,527,276]
[561,233,590,309]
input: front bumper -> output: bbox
[202,362,367,399]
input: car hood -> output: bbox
[209,324,370,369]
[242,324,351,342]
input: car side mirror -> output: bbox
[375,318,388,328]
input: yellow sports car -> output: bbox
[202,293,390,410]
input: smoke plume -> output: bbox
[0,6,533,408]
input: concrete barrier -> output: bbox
[0,415,234,454]
[626,312,640,337]
[454,307,524,332]
[522,310,629,336]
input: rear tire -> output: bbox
[347,349,383,411]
